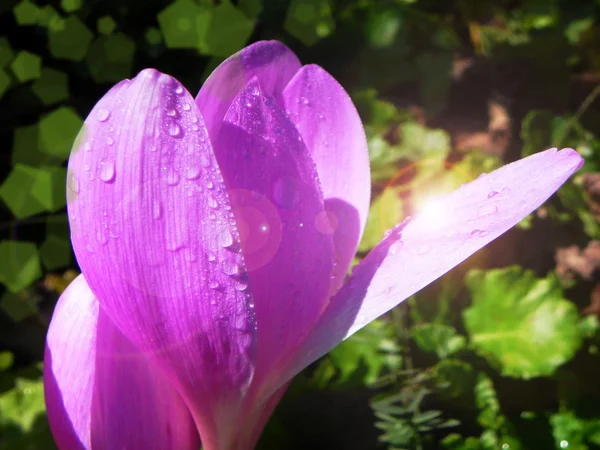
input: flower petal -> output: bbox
[196,40,301,140]
[282,65,371,293]
[44,275,199,450]
[213,77,335,386]
[282,148,584,383]
[67,70,256,448]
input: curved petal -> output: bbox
[283,65,371,293]
[44,275,199,450]
[67,70,256,449]
[281,148,584,385]
[196,40,301,140]
[213,77,335,388]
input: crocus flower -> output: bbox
[44,40,583,450]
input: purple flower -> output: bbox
[44,41,583,450]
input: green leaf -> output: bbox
[412,324,466,359]
[284,0,334,46]
[13,0,39,25]
[238,0,262,18]
[9,51,41,82]
[0,291,38,323]
[0,371,55,449]
[157,0,211,50]
[0,38,15,68]
[12,125,48,166]
[474,373,501,430]
[39,234,71,270]
[0,241,42,293]
[358,186,403,252]
[203,1,254,57]
[327,319,402,387]
[0,164,46,219]
[432,359,476,399]
[48,15,93,61]
[464,267,582,379]
[0,352,14,371]
[60,0,82,13]
[97,16,117,35]
[366,9,402,48]
[0,69,10,99]
[31,68,69,106]
[86,34,136,83]
[38,107,83,160]
[550,413,587,450]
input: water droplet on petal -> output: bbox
[247,84,260,96]
[389,241,403,255]
[209,279,220,290]
[97,108,110,122]
[99,161,115,183]
[478,204,498,217]
[168,123,183,137]
[184,165,201,180]
[501,187,511,195]
[470,229,488,238]
[106,136,114,145]
[166,170,180,186]
[175,85,184,95]
[205,180,214,189]
[222,260,240,276]
[235,280,248,291]
[84,142,92,152]
[68,174,79,193]
[488,190,500,198]
[182,102,191,111]
[218,230,233,248]
[301,97,309,105]
[207,251,216,262]
[207,196,218,209]
[166,108,177,117]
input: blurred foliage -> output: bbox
[1,0,600,449]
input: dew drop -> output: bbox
[487,190,500,198]
[166,170,180,186]
[168,123,183,137]
[205,180,214,189]
[389,241,404,255]
[207,251,216,262]
[175,85,184,95]
[234,280,248,291]
[301,97,309,105]
[209,279,220,291]
[218,230,234,248]
[222,260,240,276]
[99,161,115,183]
[106,136,114,145]
[96,230,108,245]
[97,108,110,122]
[199,153,211,168]
[68,174,79,193]
[207,196,218,209]
[184,165,201,180]
[247,84,260,96]
[84,142,92,152]
[470,229,488,238]
[478,204,498,217]
[166,108,177,117]
[182,102,191,111]
[501,187,511,195]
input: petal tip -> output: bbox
[557,147,584,171]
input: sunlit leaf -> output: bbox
[38,107,83,160]
[10,51,41,82]
[60,0,82,13]
[0,164,46,219]
[464,267,582,379]
[412,324,466,359]
[204,1,254,57]
[157,0,211,49]
[13,0,39,25]
[358,186,403,252]
[97,16,117,35]
[0,352,14,371]
[284,0,334,46]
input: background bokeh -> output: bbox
[1,0,600,449]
